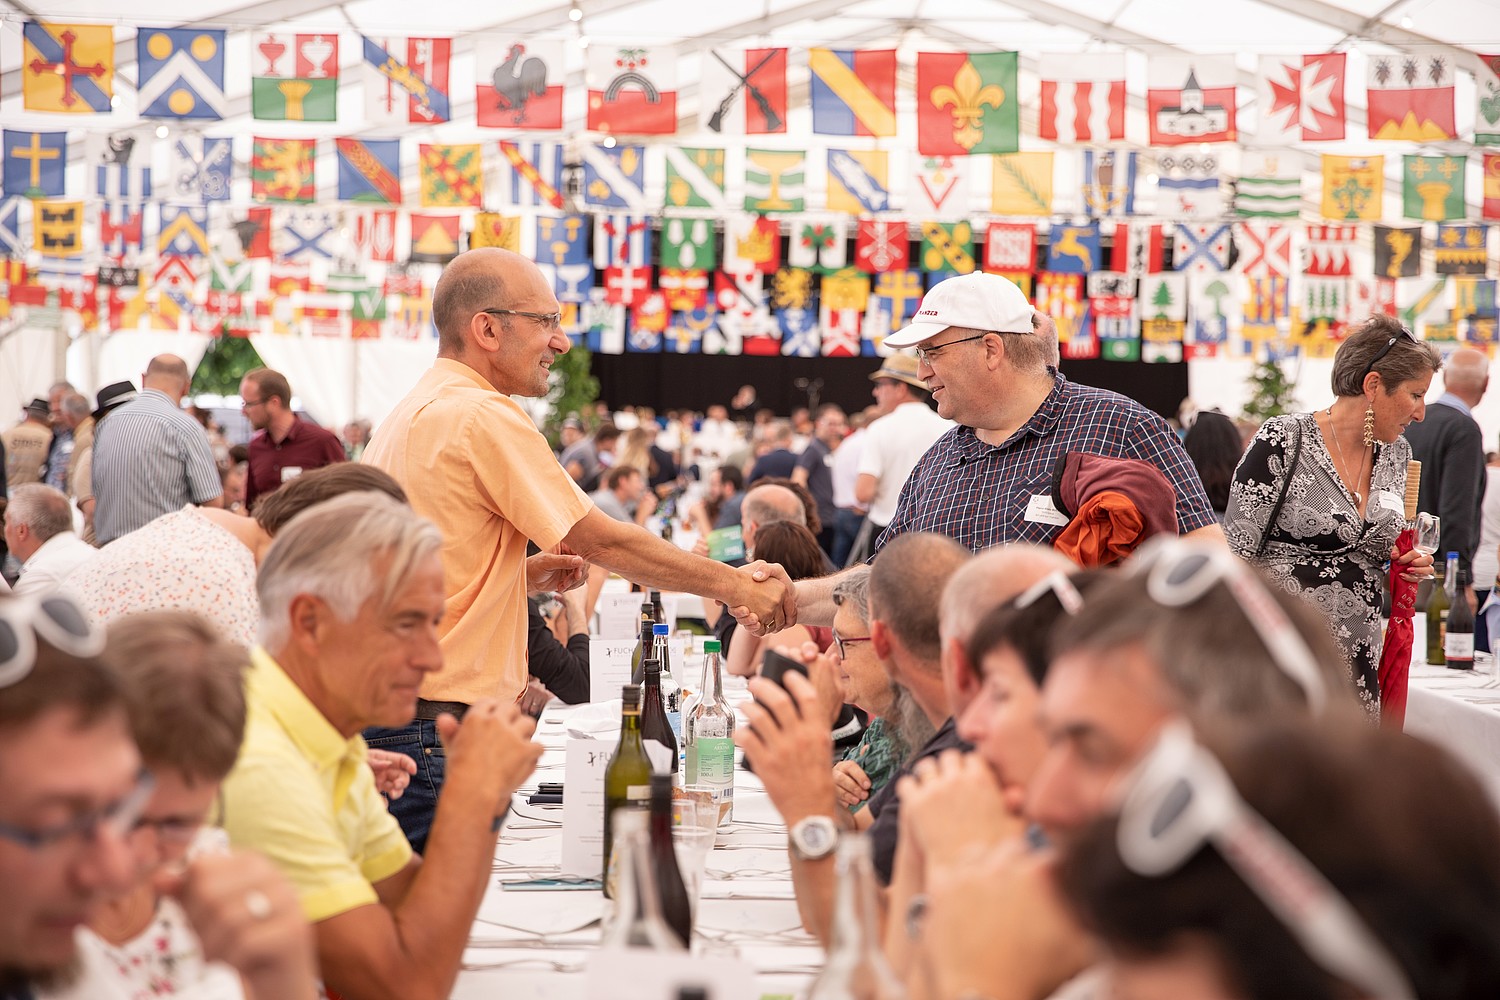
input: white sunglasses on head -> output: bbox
[1116,720,1416,1000]
[1126,538,1329,716]
[0,592,105,688]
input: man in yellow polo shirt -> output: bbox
[221,492,542,1000]
[363,247,797,851]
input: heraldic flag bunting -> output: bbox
[3,131,67,199]
[1320,155,1383,221]
[809,48,897,137]
[137,29,227,119]
[700,48,788,135]
[1367,48,1456,140]
[1038,53,1126,143]
[252,33,339,121]
[23,22,114,113]
[336,138,401,204]
[588,46,678,135]
[363,36,451,126]
[1147,56,1237,145]
[1256,53,1345,142]
[477,38,565,129]
[419,144,483,208]
[252,138,315,204]
[915,52,1019,156]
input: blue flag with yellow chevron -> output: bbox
[137,28,227,119]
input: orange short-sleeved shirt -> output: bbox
[363,359,592,703]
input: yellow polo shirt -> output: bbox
[363,358,592,704]
[221,648,413,923]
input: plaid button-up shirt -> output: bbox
[875,373,1216,553]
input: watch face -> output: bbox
[794,817,838,858]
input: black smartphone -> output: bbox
[537,782,564,796]
[760,649,809,689]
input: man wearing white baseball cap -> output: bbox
[746,272,1220,631]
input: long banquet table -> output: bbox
[451,680,823,999]
[1405,613,1500,809]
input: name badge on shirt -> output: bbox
[1376,490,1405,515]
[1024,492,1071,527]
[280,466,303,483]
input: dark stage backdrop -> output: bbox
[588,354,1190,422]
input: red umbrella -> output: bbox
[1378,528,1417,729]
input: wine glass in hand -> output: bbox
[1414,512,1441,555]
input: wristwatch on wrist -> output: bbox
[788,815,840,861]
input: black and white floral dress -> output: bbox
[1225,412,1410,721]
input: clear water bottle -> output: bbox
[805,835,907,999]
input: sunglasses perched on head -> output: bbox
[0,593,104,688]
[1126,539,1329,715]
[1360,326,1419,381]
[1116,721,1416,1000]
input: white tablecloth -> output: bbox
[451,687,822,999]
[1405,613,1500,809]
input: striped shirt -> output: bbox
[876,373,1216,553]
[91,389,222,545]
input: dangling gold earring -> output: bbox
[1362,403,1376,447]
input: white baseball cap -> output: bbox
[884,272,1035,349]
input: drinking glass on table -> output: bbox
[1414,512,1441,555]
[672,799,715,924]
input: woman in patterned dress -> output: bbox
[1226,316,1439,720]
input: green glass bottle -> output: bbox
[629,616,653,686]
[1427,552,1456,665]
[603,684,653,898]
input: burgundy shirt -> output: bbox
[245,416,346,510]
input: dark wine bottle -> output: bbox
[629,615,653,686]
[648,773,693,948]
[1447,566,1475,670]
[603,685,652,898]
[640,655,679,775]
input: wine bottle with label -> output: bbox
[684,638,735,824]
[640,655,679,775]
[1427,552,1456,665]
[648,773,693,947]
[603,685,652,899]
[1446,566,1475,670]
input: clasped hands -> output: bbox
[727,560,798,635]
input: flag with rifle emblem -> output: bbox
[700,48,787,134]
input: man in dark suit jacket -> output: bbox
[1404,347,1489,607]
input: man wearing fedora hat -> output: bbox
[69,382,137,545]
[3,399,53,490]
[744,273,1219,632]
[850,353,953,562]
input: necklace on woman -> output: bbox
[1326,406,1369,509]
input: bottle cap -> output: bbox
[1447,551,1459,558]
[653,623,670,635]
[703,639,721,653]
[644,656,661,676]
[621,684,641,707]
